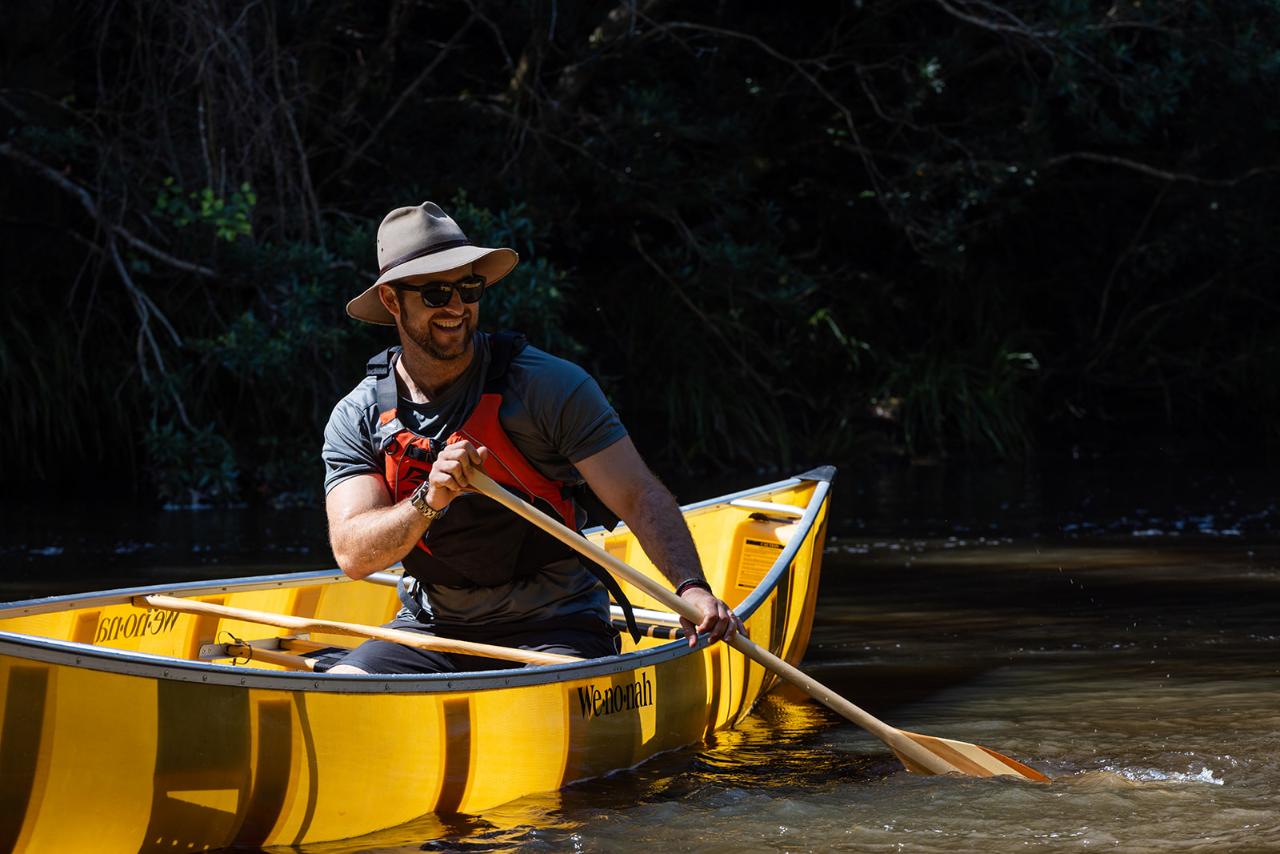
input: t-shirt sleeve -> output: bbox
[517,352,628,468]
[321,394,381,494]
[553,374,629,463]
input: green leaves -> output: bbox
[880,342,1042,461]
[142,419,240,506]
[153,178,255,241]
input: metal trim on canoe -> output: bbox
[0,568,356,620]
[0,473,831,694]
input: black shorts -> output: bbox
[331,613,621,674]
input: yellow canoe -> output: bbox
[0,467,833,851]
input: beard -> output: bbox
[394,290,477,361]
[420,321,474,360]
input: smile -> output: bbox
[433,318,464,330]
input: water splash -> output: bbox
[1103,764,1225,786]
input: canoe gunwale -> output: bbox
[0,472,831,694]
[0,568,357,620]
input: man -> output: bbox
[322,201,742,674]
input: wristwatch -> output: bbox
[409,481,447,522]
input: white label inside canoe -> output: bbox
[737,538,784,588]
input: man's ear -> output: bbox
[377,284,401,321]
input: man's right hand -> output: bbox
[426,440,488,509]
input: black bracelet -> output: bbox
[675,578,712,596]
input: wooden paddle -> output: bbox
[138,594,579,667]
[469,470,1049,781]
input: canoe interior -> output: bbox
[0,478,824,666]
[0,474,831,851]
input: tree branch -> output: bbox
[1045,151,1278,188]
[335,14,479,177]
[0,142,218,278]
[108,237,194,431]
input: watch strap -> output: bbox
[410,481,446,522]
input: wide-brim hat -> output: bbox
[346,201,519,325]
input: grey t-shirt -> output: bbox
[321,332,628,625]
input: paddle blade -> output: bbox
[893,731,1050,782]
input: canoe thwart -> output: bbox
[219,643,319,672]
[727,498,805,518]
[197,634,353,668]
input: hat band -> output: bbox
[378,238,472,276]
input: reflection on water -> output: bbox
[4,463,1280,852]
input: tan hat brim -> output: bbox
[346,245,520,325]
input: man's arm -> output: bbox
[326,443,485,579]
[575,437,744,646]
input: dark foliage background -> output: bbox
[2,0,1278,505]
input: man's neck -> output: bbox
[396,340,475,402]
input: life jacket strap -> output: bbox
[483,331,526,391]
[579,562,641,643]
[370,346,402,425]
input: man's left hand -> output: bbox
[678,586,747,648]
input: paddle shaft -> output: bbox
[467,471,956,775]
[139,594,578,667]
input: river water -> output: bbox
[3,462,1278,852]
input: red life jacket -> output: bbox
[367,334,640,639]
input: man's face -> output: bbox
[383,266,481,362]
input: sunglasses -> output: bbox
[392,274,487,308]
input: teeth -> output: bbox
[435,319,462,329]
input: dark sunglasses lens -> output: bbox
[457,278,485,304]
[419,286,454,308]
[411,275,486,307]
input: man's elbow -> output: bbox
[329,535,378,580]
[335,557,372,580]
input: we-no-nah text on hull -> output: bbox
[577,673,654,719]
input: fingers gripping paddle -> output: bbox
[469,469,1049,782]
